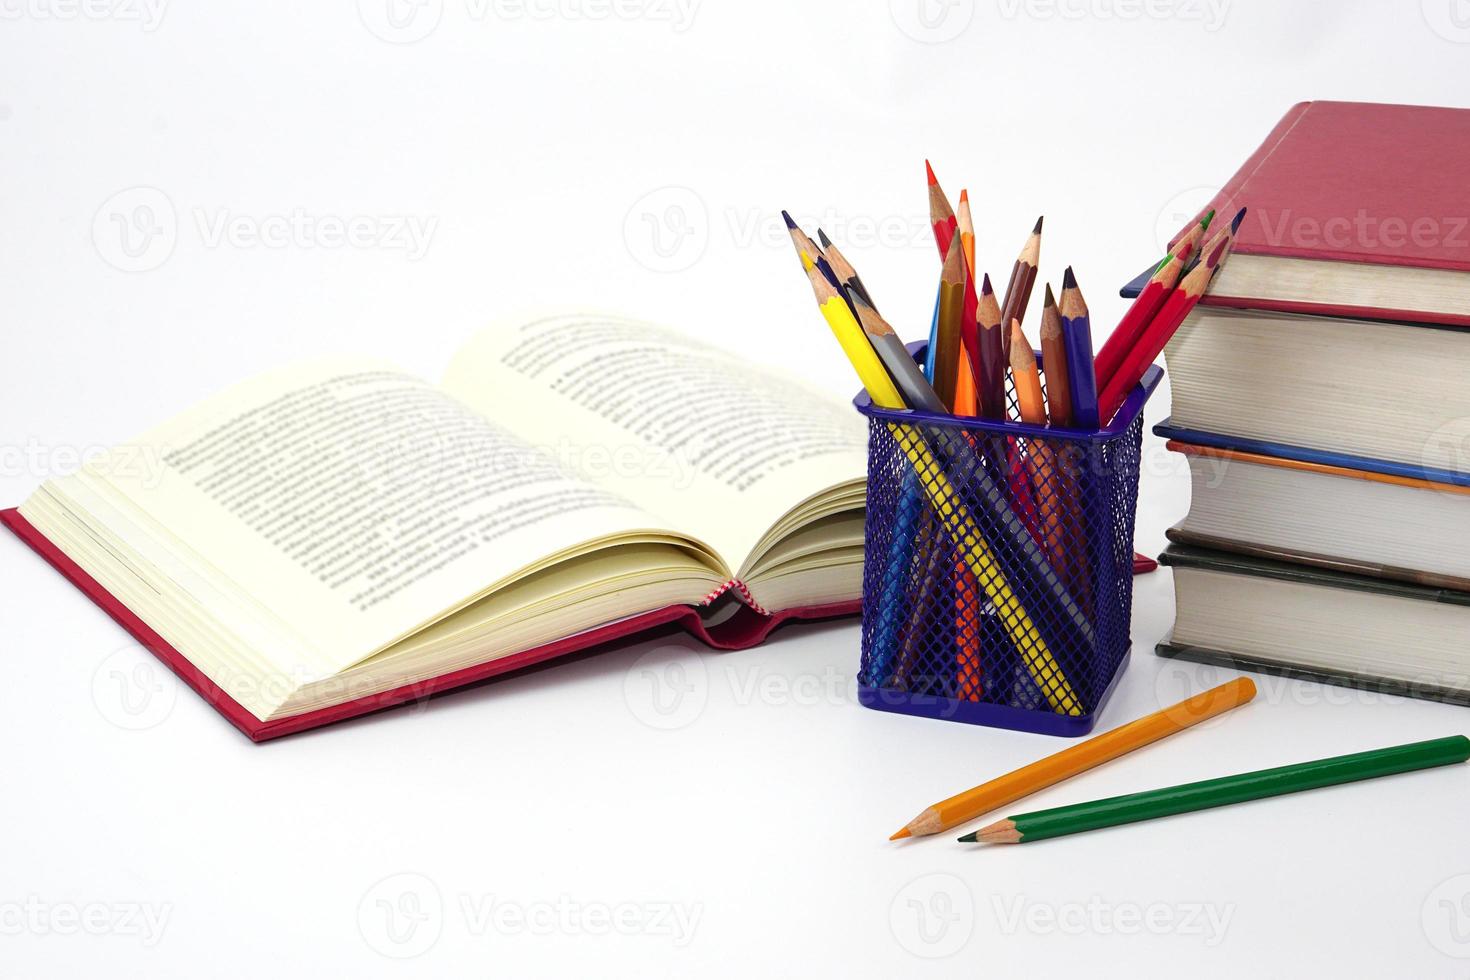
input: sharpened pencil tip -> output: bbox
[817,228,833,249]
[1043,282,1056,307]
[1201,207,1216,230]
[890,828,912,840]
[1033,215,1044,234]
[1230,206,1248,232]
[1062,265,1077,289]
[980,272,994,296]
[781,209,797,231]
[925,159,937,186]
[957,832,978,843]
[959,187,968,203]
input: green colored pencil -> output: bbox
[959,735,1470,845]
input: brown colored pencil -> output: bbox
[1039,284,1071,426]
[975,273,1006,419]
[999,216,1043,361]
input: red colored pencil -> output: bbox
[1093,239,1195,389]
[1097,233,1234,423]
[926,160,959,256]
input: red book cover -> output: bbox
[1173,100,1470,325]
[3,507,1156,741]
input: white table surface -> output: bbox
[4,2,1469,975]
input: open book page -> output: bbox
[45,359,710,678]
[442,312,870,576]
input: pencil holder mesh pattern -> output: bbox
[855,354,1161,736]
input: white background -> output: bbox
[3,0,1470,975]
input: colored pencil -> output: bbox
[851,293,945,413]
[1158,207,1213,274]
[1096,229,1234,423]
[1092,240,1195,390]
[962,734,1470,844]
[1058,267,1098,430]
[817,229,875,309]
[781,210,834,285]
[1181,206,1245,278]
[891,677,1257,838]
[975,273,1007,419]
[1009,319,1045,424]
[926,160,959,255]
[798,260,1092,715]
[932,235,967,410]
[957,188,976,276]
[998,216,1043,361]
[1039,284,1072,426]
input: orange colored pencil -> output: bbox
[957,188,976,276]
[889,677,1257,838]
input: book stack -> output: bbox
[1139,101,1470,706]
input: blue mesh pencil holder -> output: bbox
[855,349,1162,737]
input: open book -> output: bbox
[7,312,868,739]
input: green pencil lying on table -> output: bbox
[960,735,1470,845]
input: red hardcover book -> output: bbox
[1170,101,1470,326]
